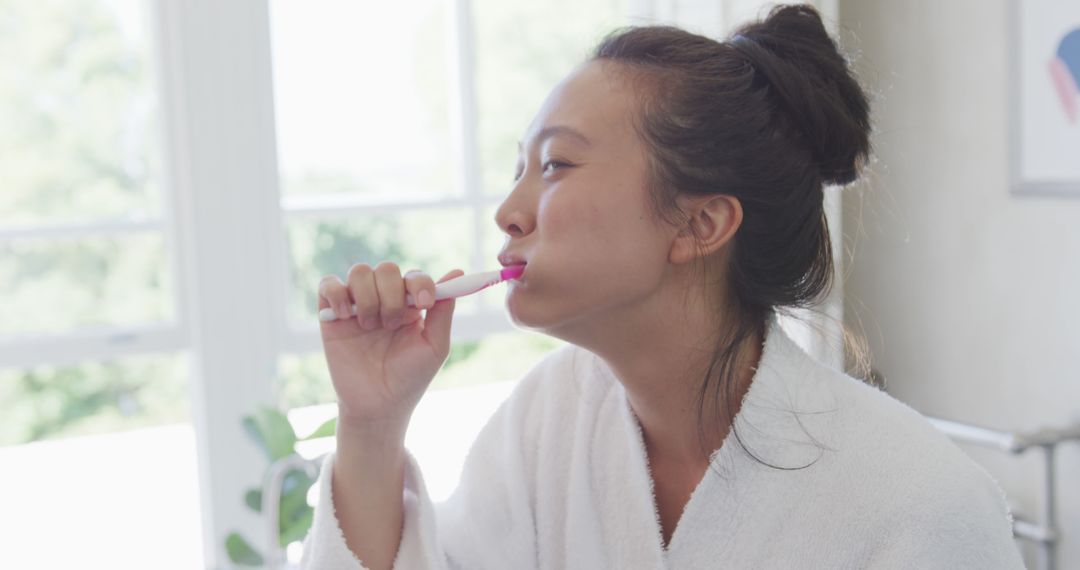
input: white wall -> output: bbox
[838,1,1080,568]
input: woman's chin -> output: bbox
[504,287,541,328]
[503,286,523,315]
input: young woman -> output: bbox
[304,4,1024,569]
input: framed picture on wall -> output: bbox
[1010,0,1080,196]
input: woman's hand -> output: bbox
[317,261,465,430]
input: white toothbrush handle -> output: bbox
[319,269,502,322]
[416,269,502,303]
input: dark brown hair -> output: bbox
[591,4,872,469]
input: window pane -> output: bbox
[0,0,163,226]
[277,352,337,410]
[270,0,455,201]
[474,0,626,197]
[0,354,200,568]
[0,232,174,337]
[430,329,564,390]
[0,351,189,446]
[277,329,563,409]
[483,202,504,271]
[285,208,479,327]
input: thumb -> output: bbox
[422,268,466,355]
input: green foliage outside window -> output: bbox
[1,0,617,448]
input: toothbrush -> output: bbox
[318,264,526,322]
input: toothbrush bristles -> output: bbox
[500,264,526,281]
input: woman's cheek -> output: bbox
[535,186,579,234]
[541,188,613,251]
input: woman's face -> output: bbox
[495,60,680,337]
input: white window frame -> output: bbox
[0,0,516,565]
[153,0,516,566]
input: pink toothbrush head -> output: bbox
[500,264,526,281]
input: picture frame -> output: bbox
[1010,0,1080,196]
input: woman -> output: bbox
[304,4,1023,569]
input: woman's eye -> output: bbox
[513,160,571,182]
[542,160,570,175]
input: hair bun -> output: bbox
[729,4,871,185]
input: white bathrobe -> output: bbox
[300,312,1025,569]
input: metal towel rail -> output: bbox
[927,416,1080,570]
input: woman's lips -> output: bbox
[497,252,528,267]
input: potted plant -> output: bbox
[225,407,337,566]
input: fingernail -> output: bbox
[387,318,401,329]
[361,317,377,329]
[417,290,433,307]
[338,304,351,319]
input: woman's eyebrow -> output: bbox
[517,125,593,152]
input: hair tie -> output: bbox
[728,34,760,66]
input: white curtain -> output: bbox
[621,0,848,373]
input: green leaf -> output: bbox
[280,507,315,546]
[241,416,268,460]
[300,416,337,441]
[281,469,313,495]
[225,532,264,566]
[280,482,312,524]
[278,470,315,531]
[242,407,297,461]
[244,488,262,513]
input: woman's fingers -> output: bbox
[318,274,352,320]
[373,261,407,330]
[324,262,446,330]
[420,268,465,352]
[346,263,380,329]
[404,270,437,309]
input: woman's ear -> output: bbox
[668,194,743,265]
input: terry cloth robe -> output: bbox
[300,311,1025,569]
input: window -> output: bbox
[0,0,199,566]
[3,0,630,567]
[270,0,627,411]
[268,2,623,562]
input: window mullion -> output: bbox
[151,0,283,567]
[0,324,188,369]
[0,219,162,241]
[279,193,503,220]
[447,0,489,307]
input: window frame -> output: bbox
[157,1,530,563]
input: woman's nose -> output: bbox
[494,195,533,237]
[496,209,529,237]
